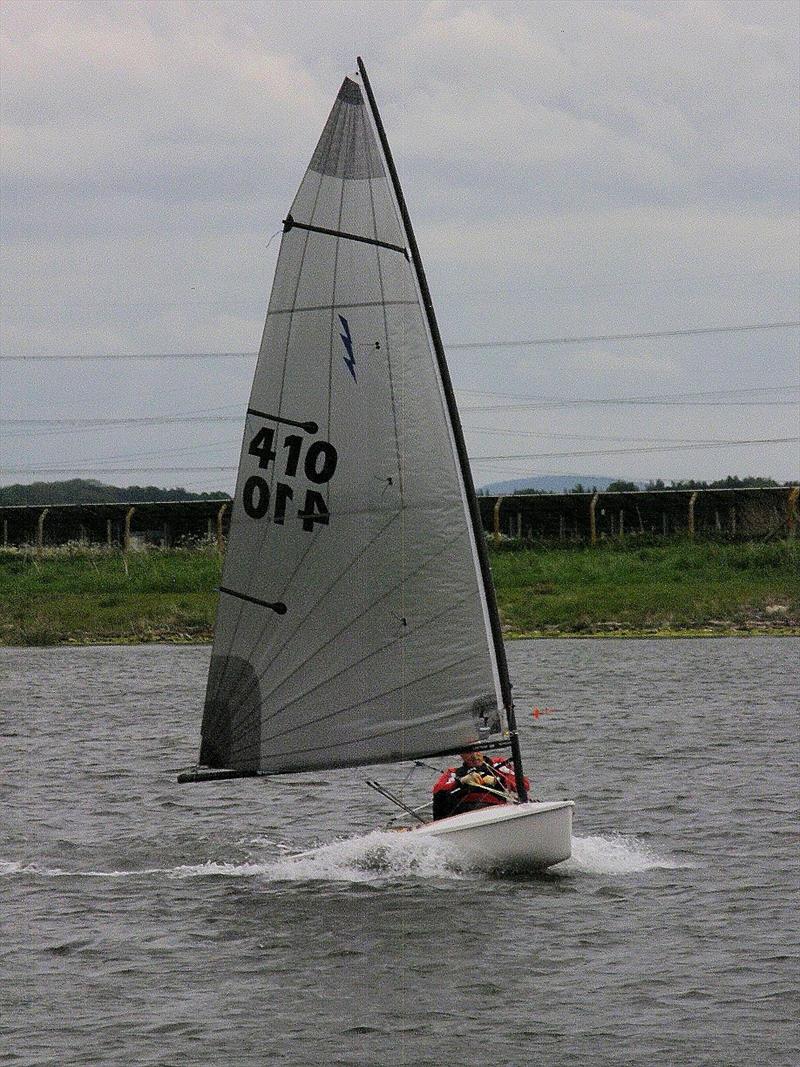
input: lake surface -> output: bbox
[2,639,798,1066]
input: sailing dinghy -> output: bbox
[178,59,574,871]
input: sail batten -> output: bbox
[199,66,510,775]
[284,215,408,258]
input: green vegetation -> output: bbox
[491,540,799,637]
[566,476,785,495]
[0,540,797,646]
[0,546,222,645]
[642,476,784,491]
[0,478,229,506]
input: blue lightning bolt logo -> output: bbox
[338,314,356,382]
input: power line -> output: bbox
[462,399,799,413]
[2,414,244,429]
[4,436,796,476]
[466,437,800,463]
[0,351,255,363]
[447,320,800,349]
[16,432,786,471]
[458,385,797,401]
[465,427,779,444]
[1,319,797,361]
[3,385,797,434]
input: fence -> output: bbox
[0,486,797,551]
[477,486,799,544]
[0,499,231,552]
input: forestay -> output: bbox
[199,72,509,775]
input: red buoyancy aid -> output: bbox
[432,756,530,805]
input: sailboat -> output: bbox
[178,59,574,871]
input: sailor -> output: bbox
[454,750,506,791]
[431,751,514,820]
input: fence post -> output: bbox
[37,508,49,556]
[493,497,503,545]
[619,509,624,539]
[788,486,799,538]
[688,491,698,540]
[106,519,112,547]
[2,519,7,547]
[124,507,135,553]
[589,493,599,545]
[216,503,229,555]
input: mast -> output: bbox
[356,57,528,802]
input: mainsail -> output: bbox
[198,62,513,776]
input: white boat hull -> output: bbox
[414,800,574,871]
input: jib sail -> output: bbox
[198,64,511,775]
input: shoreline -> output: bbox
[3,624,797,648]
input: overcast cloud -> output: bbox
[1,0,798,490]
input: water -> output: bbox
[2,639,797,1066]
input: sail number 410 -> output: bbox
[242,427,337,532]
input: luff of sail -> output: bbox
[199,72,509,775]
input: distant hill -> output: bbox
[0,479,231,506]
[477,474,627,495]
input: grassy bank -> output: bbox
[0,541,798,646]
[490,540,799,637]
[0,547,221,646]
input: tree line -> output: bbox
[0,479,231,506]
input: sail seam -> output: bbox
[221,512,404,745]
[267,300,417,316]
[224,526,467,751]
[206,87,351,714]
[202,527,324,760]
[257,591,478,739]
[362,101,408,765]
[204,163,329,715]
[283,214,409,259]
[255,649,482,761]
[209,106,354,711]
[325,101,351,529]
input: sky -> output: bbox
[1,0,798,492]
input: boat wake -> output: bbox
[558,833,696,876]
[268,830,460,882]
[0,833,458,885]
[0,857,270,880]
[0,832,691,885]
